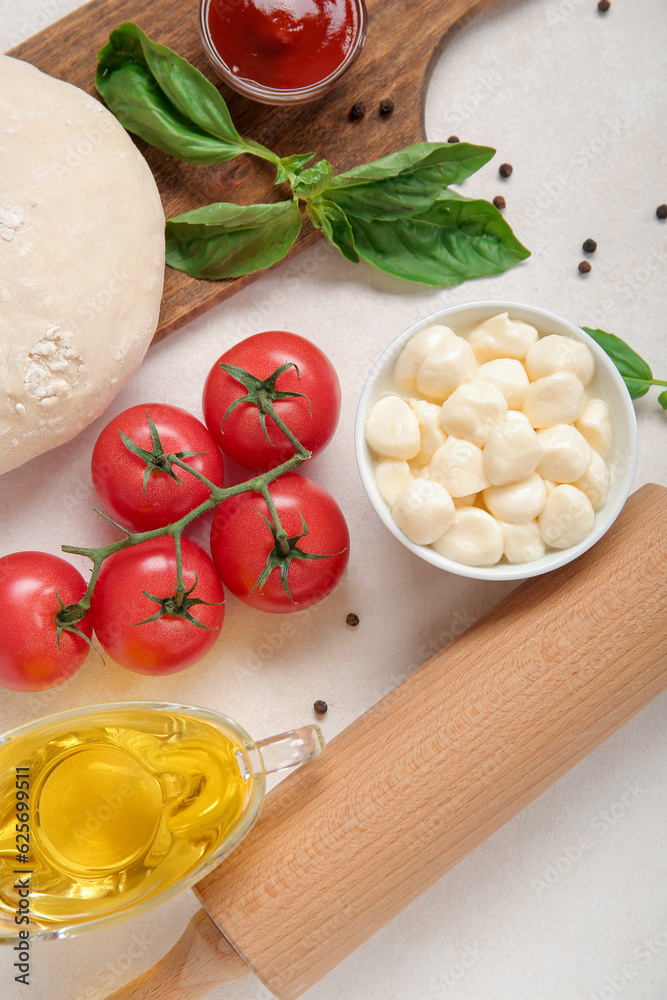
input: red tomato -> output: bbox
[210,473,349,613]
[202,331,341,472]
[91,403,225,532]
[0,552,92,692]
[90,537,224,674]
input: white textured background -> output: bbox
[1,1,666,999]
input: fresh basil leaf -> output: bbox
[581,327,654,399]
[331,142,494,186]
[165,200,302,279]
[306,200,358,262]
[275,152,316,186]
[324,142,494,220]
[659,391,667,410]
[96,23,276,165]
[293,160,334,199]
[343,195,529,285]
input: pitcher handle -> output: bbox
[256,725,325,774]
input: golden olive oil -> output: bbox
[0,708,253,937]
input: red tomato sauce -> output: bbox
[206,0,360,90]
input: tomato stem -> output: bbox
[60,361,316,623]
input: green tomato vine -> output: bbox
[55,362,335,640]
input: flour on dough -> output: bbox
[0,55,165,475]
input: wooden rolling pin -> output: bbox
[109,482,667,1000]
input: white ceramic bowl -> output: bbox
[354,301,638,581]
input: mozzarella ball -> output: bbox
[432,507,504,566]
[375,459,411,507]
[476,358,530,408]
[498,520,546,564]
[524,334,595,386]
[505,409,532,424]
[483,419,543,486]
[366,396,421,459]
[536,424,592,483]
[439,379,508,447]
[408,461,431,480]
[392,479,456,545]
[429,437,490,497]
[522,372,586,428]
[538,484,595,549]
[416,336,477,402]
[575,398,613,456]
[468,312,539,363]
[483,473,547,523]
[393,325,455,394]
[408,399,447,465]
[543,479,557,497]
[574,451,611,512]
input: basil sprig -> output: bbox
[582,328,667,409]
[97,25,530,284]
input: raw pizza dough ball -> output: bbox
[0,55,165,476]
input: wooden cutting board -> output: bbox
[8,0,504,342]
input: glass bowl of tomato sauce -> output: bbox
[198,0,368,105]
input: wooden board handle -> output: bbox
[8,0,505,341]
[109,484,667,1000]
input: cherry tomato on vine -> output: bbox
[91,403,225,532]
[0,552,92,692]
[210,472,349,613]
[202,331,341,472]
[90,537,224,675]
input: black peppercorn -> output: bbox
[447,135,460,144]
[499,163,513,178]
[598,0,610,11]
[582,238,597,253]
[346,613,360,628]
[657,204,667,220]
[349,103,366,120]
[493,195,506,210]
[578,260,592,274]
[313,700,328,715]
[379,99,394,115]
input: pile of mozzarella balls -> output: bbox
[365,313,613,567]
